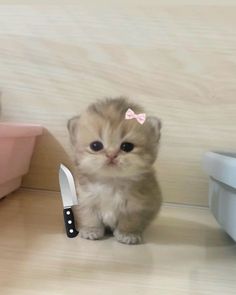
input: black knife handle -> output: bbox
[63,208,79,238]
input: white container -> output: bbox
[203,152,236,241]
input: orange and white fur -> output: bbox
[68,97,162,244]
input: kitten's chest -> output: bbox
[80,181,127,228]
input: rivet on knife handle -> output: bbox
[63,208,78,238]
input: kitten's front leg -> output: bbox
[114,208,157,245]
[80,227,105,240]
[114,212,148,245]
[114,229,142,245]
[75,205,105,240]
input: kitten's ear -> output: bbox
[146,116,162,141]
[67,115,80,145]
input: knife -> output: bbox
[59,164,79,238]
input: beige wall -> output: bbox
[1,1,236,206]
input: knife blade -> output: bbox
[59,164,79,238]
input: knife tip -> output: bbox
[60,163,65,170]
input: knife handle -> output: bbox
[63,208,79,238]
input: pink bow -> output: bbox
[125,108,146,125]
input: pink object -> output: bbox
[125,108,146,125]
[0,122,43,199]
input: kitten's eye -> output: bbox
[90,141,104,152]
[120,142,134,153]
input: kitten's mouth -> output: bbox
[106,159,118,167]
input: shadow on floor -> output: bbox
[22,127,74,191]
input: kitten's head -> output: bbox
[68,97,161,178]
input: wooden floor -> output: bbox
[0,189,236,295]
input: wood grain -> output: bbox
[0,2,236,205]
[0,189,236,295]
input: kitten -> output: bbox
[68,97,162,244]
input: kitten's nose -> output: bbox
[106,151,118,160]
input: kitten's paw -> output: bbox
[114,229,142,245]
[79,227,104,240]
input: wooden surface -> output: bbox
[1,1,236,205]
[0,189,236,295]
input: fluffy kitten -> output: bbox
[68,97,162,244]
